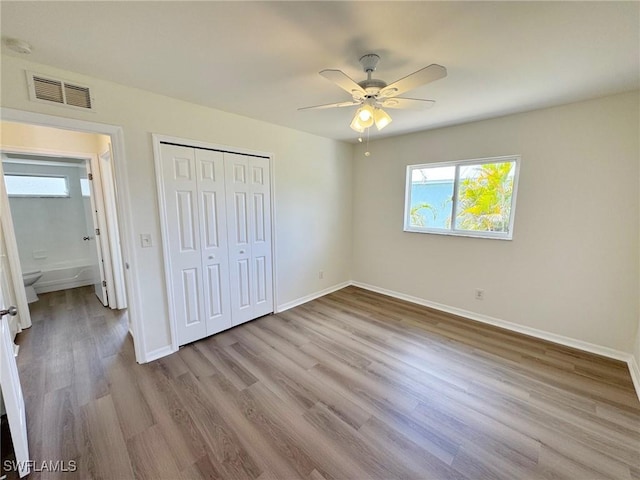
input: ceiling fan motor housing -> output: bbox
[358,78,387,96]
[358,54,387,96]
[359,54,380,72]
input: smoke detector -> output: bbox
[4,38,32,54]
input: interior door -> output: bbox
[0,155,31,334]
[88,155,116,308]
[98,146,127,309]
[83,162,108,306]
[0,217,30,478]
[225,153,273,325]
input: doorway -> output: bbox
[0,109,143,363]
[2,150,115,306]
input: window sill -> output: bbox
[403,227,513,241]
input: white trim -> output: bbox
[270,150,279,316]
[281,277,640,401]
[351,280,631,362]
[404,154,520,240]
[628,356,640,402]
[3,157,85,168]
[275,281,352,313]
[144,344,177,363]
[151,136,179,353]
[151,133,272,160]
[0,107,147,364]
[35,278,94,294]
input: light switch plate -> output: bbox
[140,234,152,248]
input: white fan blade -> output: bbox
[320,69,366,99]
[379,64,447,98]
[380,98,435,110]
[298,100,361,111]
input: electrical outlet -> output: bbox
[319,271,324,280]
[475,288,485,300]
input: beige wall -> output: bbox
[1,120,105,153]
[1,56,353,356]
[353,91,639,354]
[2,54,638,365]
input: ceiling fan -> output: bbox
[299,54,447,133]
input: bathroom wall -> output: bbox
[1,120,104,154]
[3,161,95,273]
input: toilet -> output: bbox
[22,270,43,303]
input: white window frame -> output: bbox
[404,155,520,240]
[4,172,70,198]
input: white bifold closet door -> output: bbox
[160,144,272,346]
[161,144,232,345]
[224,153,273,325]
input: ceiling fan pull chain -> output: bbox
[364,127,371,157]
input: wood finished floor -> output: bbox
[4,285,640,479]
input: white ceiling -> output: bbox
[1,1,638,142]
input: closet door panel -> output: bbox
[196,149,232,335]
[249,157,273,317]
[160,144,206,345]
[180,268,201,325]
[225,154,254,325]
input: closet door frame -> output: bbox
[152,134,277,352]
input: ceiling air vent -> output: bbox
[27,71,94,110]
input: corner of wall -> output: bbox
[629,348,640,402]
[633,319,640,401]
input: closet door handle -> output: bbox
[208,255,215,260]
[239,250,245,254]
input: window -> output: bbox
[4,174,70,198]
[404,155,520,239]
[80,178,91,197]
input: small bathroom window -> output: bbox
[4,173,70,198]
[80,178,90,197]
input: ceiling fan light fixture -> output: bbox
[351,106,373,130]
[373,108,392,130]
[303,54,447,135]
[358,103,374,122]
[350,113,366,132]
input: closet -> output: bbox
[158,143,273,346]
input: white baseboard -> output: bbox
[35,278,94,294]
[351,281,631,362]
[629,356,640,402]
[143,345,176,363]
[276,281,352,313]
[352,281,640,401]
[134,277,640,402]
[140,281,351,364]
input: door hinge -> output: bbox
[102,280,107,287]
[95,228,100,236]
[88,173,93,180]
